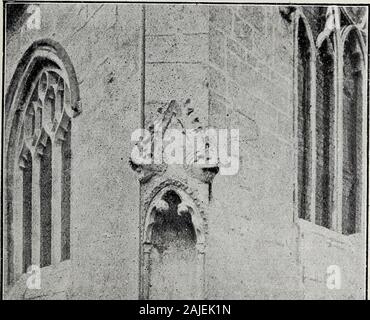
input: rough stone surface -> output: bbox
[3,4,367,300]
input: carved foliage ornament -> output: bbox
[130,100,219,184]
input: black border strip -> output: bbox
[2,1,370,6]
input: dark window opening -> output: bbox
[45,87,56,124]
[61,124,71,261]
[297,19,312,221]
[22,154,32,273]
[316,39,335,229]
[342,32,363,235]
[40,138,52,267]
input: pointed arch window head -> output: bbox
[5,40,80,285]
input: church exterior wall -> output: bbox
[3,3,367,300]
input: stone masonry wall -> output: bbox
[5,3,143,299]
[206,5,302,299]
[4,3,366,300]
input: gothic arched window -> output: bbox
[5,40,80,285]
[295,8,366,236]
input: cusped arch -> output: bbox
[341,25,366,68]
[143,181,206,248]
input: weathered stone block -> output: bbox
[146,4,208,35]
[233,15,253,50]
[209,5,233,34]
[209,28,226,69]
[146,34,208,63]
[237,5,266,34]
[208,66,227,95]
[227,37,246,61]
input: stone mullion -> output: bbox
[142,243,152,300]
[26,154,40,266]
[309,39,317,224]
[196,243,206,299]
[359,45,367,233]
[334,30,343,233]
[13,165,23,278]
[31,155,41,267]
[51,140,63,264]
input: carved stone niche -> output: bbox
[130,100,219,300]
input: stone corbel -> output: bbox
[129,155,219,184]
[71,100,82,117]
[184,163,219,184]
[129,159,167,183]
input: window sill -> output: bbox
[297,218,363,249]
